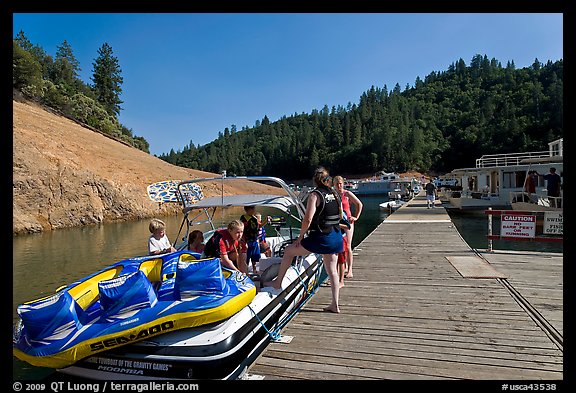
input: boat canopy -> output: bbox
[183,194,297,214]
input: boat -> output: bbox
[379,199,406,212]
[509,190,563,212]
[344,179,358,191]
[387,178,419,201]
[354,171,402,195]
[442,138,563,212]
[13,251,256,369]
[55,175,325,380]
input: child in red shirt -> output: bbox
[203,220,248,274]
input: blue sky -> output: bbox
[12,13,563,156]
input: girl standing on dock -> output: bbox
[333,175,363,279]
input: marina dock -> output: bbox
[247,194,563,380]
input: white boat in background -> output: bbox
[381,178,421,212]
[354,171,419,198]
[442,139,563,212]
[379,199,406,212]
[344,180,358,191]
[387,178,420,200]
[355,171,402,195]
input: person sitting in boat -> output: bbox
[240,206,270,273]
[148,218,177,255]
[202,220,248,274]
[256,213,272,258]
[187,230,205,254]
[264,166,343,313]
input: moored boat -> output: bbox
[354,171,401,195]
[509,191,562,212]
[13,252,255,369]
[442,138,563,212]
[379,199,406,212]
[56,175,325,380]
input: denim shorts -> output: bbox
[301,228,343,255]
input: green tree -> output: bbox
[12,41,43,97]
[91,43,123,116]
[50,40,81,93]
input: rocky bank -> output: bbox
[12,100,275,236]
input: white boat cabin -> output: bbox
[442,138,563,211]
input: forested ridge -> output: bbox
[161,56,562,179]
[12,29,562,180]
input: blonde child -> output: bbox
[148,218,176,255]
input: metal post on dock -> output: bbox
[487,207,493,252]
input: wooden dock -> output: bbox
[246,194,563,380]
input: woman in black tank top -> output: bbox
[264,167,343,313]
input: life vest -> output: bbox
[310,186,342,234]
[203,230,224,258]
[240,214,259,241]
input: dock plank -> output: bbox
[246,194,563,380]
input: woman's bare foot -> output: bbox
[323,305,340,313]
[339,281,345,288]
[345,272,353,278]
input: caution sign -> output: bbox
[501,214,536,238]
[543,212,563,235]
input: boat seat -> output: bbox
[66,266,123,312]
[17,290,84,341]
[98,270,158,317]
[156,251,200,300]
[176,257,228,299]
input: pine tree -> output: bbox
[51,40,81,92]
[91,43,123,116]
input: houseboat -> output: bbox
[354,171,402,195]
[442,138,563,212]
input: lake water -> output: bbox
[12,195,561,380]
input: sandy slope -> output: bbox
[12,100,278,235]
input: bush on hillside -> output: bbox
[70,93,121,136]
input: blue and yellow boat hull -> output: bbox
[13,251,256,369]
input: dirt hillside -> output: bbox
[12,100,277,235]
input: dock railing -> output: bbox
[475,150,549,167]
[509,191,563,209]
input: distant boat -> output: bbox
[355,171,402,195]
[442,138,563,212]
[344,180,358,191]
[387,178,419,201]
[379,199,406,212]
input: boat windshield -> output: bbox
[168,176,307,251]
